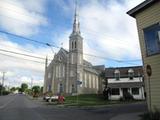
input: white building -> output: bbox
[105,66,145,100]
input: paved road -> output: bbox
[0,95,147,120]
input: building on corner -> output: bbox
[105,66,145,100]
[127,0,160,111]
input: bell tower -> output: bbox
[69,0,83,93]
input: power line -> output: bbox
[0,48,47,60]
[0,52,45,64]
[0,49,140,72]
[0,30,141,64]
[0,13,135,48]
[0,43,55,61]
[0,30,59,48]
[0,1,142,61]
[0,0,140,49]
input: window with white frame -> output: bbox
[114,69,120,80]
[143,23,160,56]
[131,88,139,95]
[128,69,134,80]
[111,88,120,95]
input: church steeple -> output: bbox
[72,0,80,35]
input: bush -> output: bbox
[119,97,125,101]
[122,92,134,101]
[140,110,160,120]
[2,91,10,95]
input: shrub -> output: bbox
[140,110,160,120]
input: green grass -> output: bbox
[63,94,142,107]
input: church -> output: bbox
[43,3,104,95]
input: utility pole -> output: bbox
[31,77,33,89]
[1,72,6,95]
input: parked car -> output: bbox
[50,95,59,102]
[43,95,51,102]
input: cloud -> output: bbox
[53,0,144,66]
[0,0,48,36]
[0,35,54,87]
[0,0,145,88]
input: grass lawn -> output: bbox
[62,94,142,107]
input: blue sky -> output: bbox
[0,0,144,87]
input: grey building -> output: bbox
[43,4,104,95]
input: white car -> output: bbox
[50,95,59,102]
[43,96,51,102]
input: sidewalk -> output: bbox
[110,112,143,120]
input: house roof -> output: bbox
[105,66,143,78]
[108,82,144,88]
[127,0,158,18]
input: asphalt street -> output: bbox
[0,94,147,120]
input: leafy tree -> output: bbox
[18,88,22,92]
[100,71,110,100]
[40,86,43,93]
[10,87,16,92]
[21,83,28,92]
[32,86,40,97]
[25,89,32,95]
[15,87,20,91]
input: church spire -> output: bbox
[72,0,80,35]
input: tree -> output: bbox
[100,71,110,100]
[10,87,16,92]
[40,87,43,94]
[21,83,28,92]
[32,86,40,97]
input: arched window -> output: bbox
[72,42,74,49]
[114,69,120,80]
[128,69,134,80]
[71,84,75,93]
[75,41,77,49]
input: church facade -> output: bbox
[43,5,104,95]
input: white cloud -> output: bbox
[0,0,48,36]
[55,0,144,65]
[0,35,54,87]
[0,0,145,88]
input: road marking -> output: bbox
[0,95,16,109]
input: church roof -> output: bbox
[84,67,99,75]
[60,48,69,55]
[83,60,92,67]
